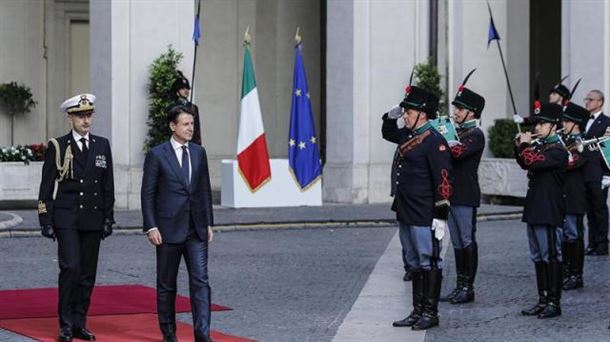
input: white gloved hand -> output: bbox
[387,104,403,119]
[602,176,610,189]
[513,114,525,124]
[431,219,447,240]
[396,117,406,129]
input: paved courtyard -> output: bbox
[1,219,610,341]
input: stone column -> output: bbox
[90,0,194,209]
[324,0,429,203]
[562,0,610,104]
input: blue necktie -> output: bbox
[181,146,190,185]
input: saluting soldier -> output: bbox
[440,70,485,304]
[169,71,202,145]
[38,94,115,342]
[382,104,414,282]
[561,100,589,291]
[514,102,568,319]
[383,83,453,330]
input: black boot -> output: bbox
[440,248,464,302]
[412,269,442,330]
[538,261,562,318]
[522,262,548,316]
[451,244,475,304]
[564,240,584,290]
[393,270,423,327]
[561,241,570,283]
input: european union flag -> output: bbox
[288,44,322,190]
[192,14,201,45]
[487,4,500,48]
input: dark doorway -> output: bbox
[530,0,561,106]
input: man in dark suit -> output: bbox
[583,90,610,255]
[38,94,115,342]
[141,105,214,342]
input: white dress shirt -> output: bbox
[72,130,90,151]
[586,110,603,133]
[170,137,192,183]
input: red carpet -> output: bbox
[0,285,231,320]
[0,313,257,342]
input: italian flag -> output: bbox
[237,45,271,192]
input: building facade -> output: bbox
[0,0,607,209]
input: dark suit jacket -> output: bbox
[38,132,115,230]
[141,141,214,244]
[584,112,610,182]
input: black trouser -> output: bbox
[156,230,211,341]
[585,181,609,248]
[55,229,103,330]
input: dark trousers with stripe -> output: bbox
[55,229,103,330]
[527,225,562,262]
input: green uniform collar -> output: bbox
[543,134,560,144]
[414,121,433,135]
[458,119,478,130]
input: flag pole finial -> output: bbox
[295,27,302,45]
[244,26,252,45]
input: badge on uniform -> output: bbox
[95,155,107,168]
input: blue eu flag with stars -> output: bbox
[288,43,322,189]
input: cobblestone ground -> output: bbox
[0,226,395,342]
[427,219,610,342]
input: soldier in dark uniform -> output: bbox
[169,71,202,145]
[549,77,570,105]
[382,104,414,282]
[382,85,453,330]
[38,94,115,341]
[561,101,590,290]
[514,102,568,319]
[440,70,485,304]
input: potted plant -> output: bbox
[144,46,184,151]
[0,82,37,146]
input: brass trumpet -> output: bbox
[574,136,610,153]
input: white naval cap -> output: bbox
[60,93,96,114]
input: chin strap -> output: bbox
[410,112,423,131]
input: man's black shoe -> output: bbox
[58,327,73,342]
[563,275,583,290]
[72,327,95,341]
[403,269,413,282]
[587,248,609,256]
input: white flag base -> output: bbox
[220,159,322,208]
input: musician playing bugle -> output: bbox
[514,102,568,319]
[440,69,485,305]
[560,102,590,291]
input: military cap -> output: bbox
[400,85,439,119]
[549,75,570,99]
[172,71,191,94]
[562,102,590,127]
[530,102,563,125]
[451,68,485,118]
[60,94,96,114]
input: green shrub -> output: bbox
[488,119,534,158]
[414,58,446,117]
[144,46,183,151]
